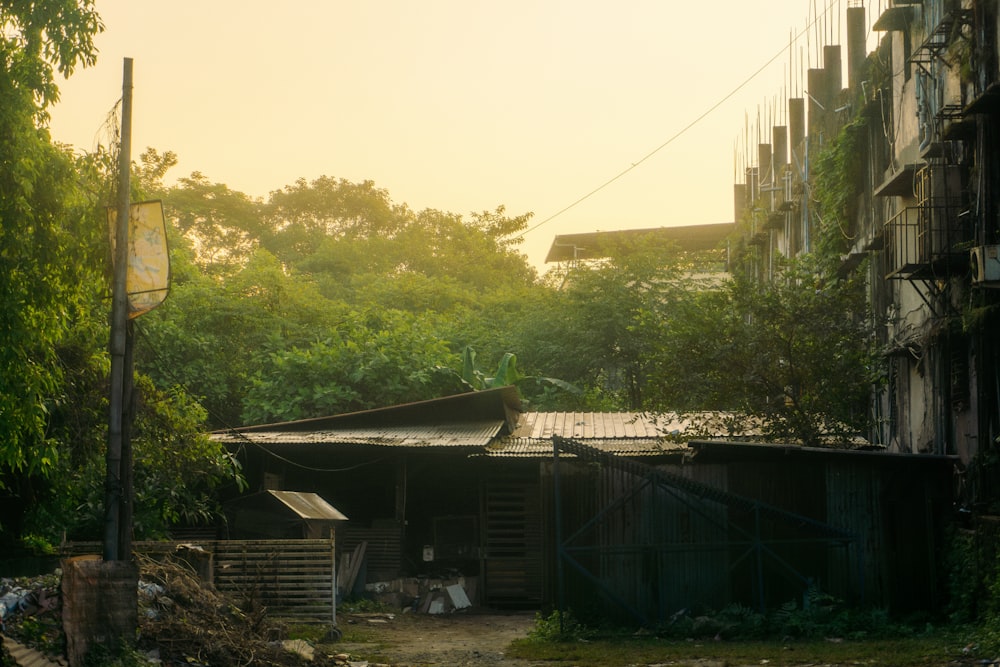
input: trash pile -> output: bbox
[363,575,476,614]
[1,572,64,662]
[134,552,317,666]
[0,555,363,667]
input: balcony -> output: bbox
[883,165,971,279]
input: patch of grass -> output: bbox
[511,604,987,666]
[507,632,974,666]
[283,623,329,643]
[334,623,383,644]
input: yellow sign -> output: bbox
[108,200,170,318]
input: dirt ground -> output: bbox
[332,609,539,666]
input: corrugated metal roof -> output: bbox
[211,420,506,448]
[512,412,666,439]
[216,387,521,434]
[268,490,349,521]
[485,437,685,458]
[483,412,687,458]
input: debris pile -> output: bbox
[0,573,64,660]
[135,552,309,666]
[363,575,476,614]
[1,554,367,667]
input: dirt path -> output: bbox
[331,610,538,666]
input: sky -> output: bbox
[47,1,887,271]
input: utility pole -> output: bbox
[104,57,133,562]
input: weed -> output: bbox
[527,609,594,642]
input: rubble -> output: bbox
[362,575,477,614]
[0,555,360,667]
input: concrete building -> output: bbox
[733,0,999,506]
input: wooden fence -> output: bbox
[65,540,337,624]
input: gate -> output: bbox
[552,436,862,626]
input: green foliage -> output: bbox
[812,116,869,263]
[527,609,596,642]
[242,310,463,423]
[82,639,154,667]
[164,171,263,273]
[24,374,243,542]
[19,533,56,555]
[707,257,873,445]
[535,592,921,647]
[458,346,581,410]
[0,0,104,485]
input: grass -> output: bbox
[503,605,992,667]
[506,631,979,666]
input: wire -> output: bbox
[234,438,388,473]
[523,0,841,237]
[133,325,396,474]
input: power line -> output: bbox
[523,0,837,237]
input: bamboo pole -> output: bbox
[104,57,133,562]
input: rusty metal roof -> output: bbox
[511,412,666,439]
[483,412,686,458]
[218,387,521,434]
[267,490,349,521]
[211,420,506,448]
[486,437,684,458]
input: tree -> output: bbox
[262,176,403,262]
[241,309,463,423]
[164,171,265,273]
[511,235,694,410]
[136,243,352,428]
[723,259,873,445]
[0,0,103,481]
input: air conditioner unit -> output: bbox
[970,245,1000,284]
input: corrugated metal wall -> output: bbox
[825,461,887,605]
[541,459,732,622]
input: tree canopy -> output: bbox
[0,0,876,547]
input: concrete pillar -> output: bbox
[758,143,773,188]
[807,68,828,139]
[62,556,138,667]
[825,44,843,101]
[772,126,788,171]
[847,6,867,93]
[789,97,806,168]
[734,183,747,222]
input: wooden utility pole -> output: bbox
[65,58,140,667]
[104,57,133,562]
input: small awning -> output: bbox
[267,490,349,521]
[873,6,915,31]
[874,164,919,197]
[965,83,1000,115]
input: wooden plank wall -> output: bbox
[65,540,336,623]
[482,471,544,607]
[213,540,336,622]
[337,525,401,583]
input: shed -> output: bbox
[213,389,690,607]
[214,392,957,617]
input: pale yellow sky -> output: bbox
[48,1,886,270]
